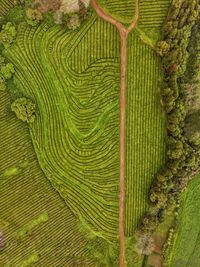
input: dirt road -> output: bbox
[91,1,139,266]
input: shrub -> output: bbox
[0,22,17,48]
[26,8,43,26]
[0,63,15,80]
[0,78,6,91]
[135,233,155,255]
[156,41,170,56]
[65,13,81,30]
[11,97,36,123]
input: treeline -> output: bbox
[137,0,200,254]
[18,0,92,29]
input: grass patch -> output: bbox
[167,174,200,267]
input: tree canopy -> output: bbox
[11,97,36,123]
[0,22,17,48]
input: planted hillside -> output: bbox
[0,91,95,267]
[0,0,200,267]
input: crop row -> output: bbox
[0,92,94,266]
[0,0,14,17]
[6,16,121,240]
[125,31,166,236]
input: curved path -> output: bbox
[90,1,139,266]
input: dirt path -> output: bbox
[91,1,139,266]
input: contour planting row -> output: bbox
[68,16,120,74]
[0,93,94,266]
[124,31,166,236]
[139,0,172,28]
[98,0,136,24]
[0,0,15,17]
[5,20,120,240]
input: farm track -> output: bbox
[91,1,139,266]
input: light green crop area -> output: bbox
[98,0,171,27]
[5,15,121,241]
[0,91,94,267]
[3,0,170,241]
[125,31,166,236]
[0,0,174,266]
[168,174,200,267]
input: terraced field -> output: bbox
[5,16,121,241]
[4,0,171,241]
[0,91,94,267]
[0,0,177,266]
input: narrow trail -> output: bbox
[91,1,139,266]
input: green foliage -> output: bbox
[156,41,170,56]
[0,22,17,48]
[3,166,20,177]
[26,8,43,26]
[0,78,6,91]
[5,17,121,240]
[0,62,14,80]
[0,91,93,266]
[65,13,81,30]
[6,6,25,24]
[11,97,36,123]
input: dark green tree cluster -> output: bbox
[0,22,17,48]
[56,1,92,30]
[139,0,200,242]
[11,97,36,123]
[0,55,15,91]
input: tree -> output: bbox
[0,63,15,80]
[156,41,170,56]
[11,97,36,123]
[26,8,43,26]
[0,22,17,48]
[135,233,155,255]
[0,78,6,91]
[65,13,81,30]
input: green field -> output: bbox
[167,174,200,267]
[0,91,95,266]
[0,0,15,18]
[4,16,121,241]
[1,0,194,266]
[3,5,169,241]
[125,31,166,236]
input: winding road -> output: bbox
[91,1,139,266]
